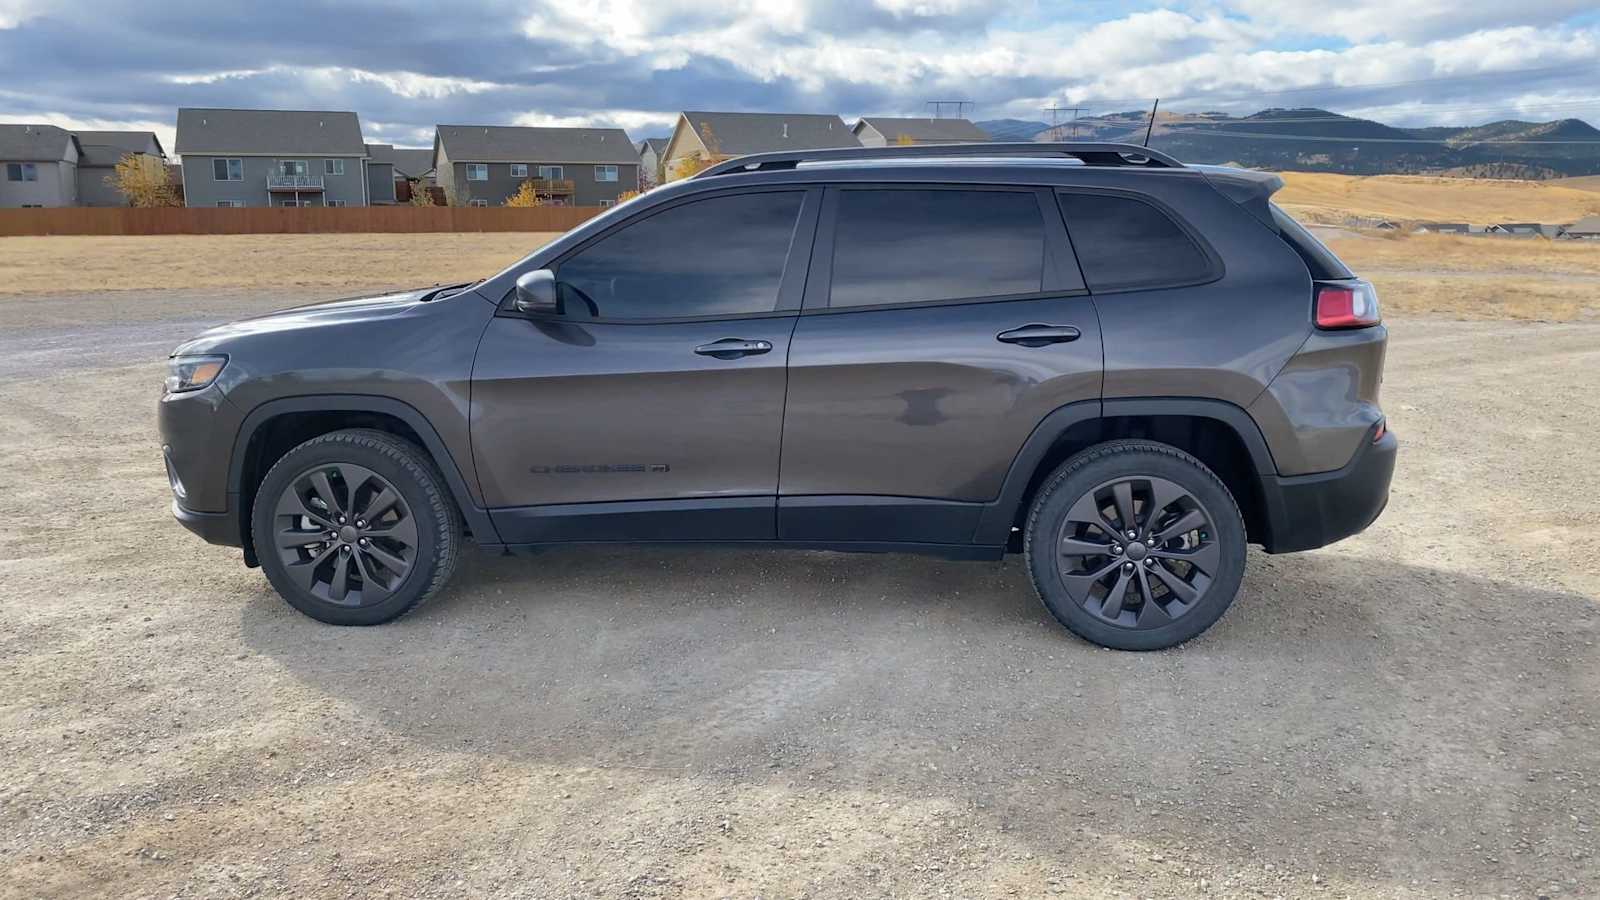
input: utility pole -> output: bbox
[1045,104,1086,139]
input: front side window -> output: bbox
[1057,192,1214,292]
[594,164,618,182]
[510,163,528,178]
[538,165,563,181]
[6,162,37,181]
[212,158,242,181]
[278,160,308,177]
[324,159,345,176]
[828,188,1044,308]
[466,164,488,181]
[555,191,803,320]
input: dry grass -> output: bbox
[0,233,556,295]
[1275,171,1600,224]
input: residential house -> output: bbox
[389,148,435,186]
[1492,222,1544,237]
[72,130,165,206]
[363,144,399,204]
[636,137,668,186]
[0,124,81,207]
[433,125,637,207]
[851,116,989,147]
[1413,222,1469,234]
[1565,215,1600,240]
[662,111,860,180]
[174,108,374,207]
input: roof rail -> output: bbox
[692,142,1184,179]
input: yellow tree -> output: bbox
[503,179,542,207]
[894,133,916,145]
[407,180,437,206]
[107,153,179,207]
[670,122,726,181]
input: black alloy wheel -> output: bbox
[272,461,419,607]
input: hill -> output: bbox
[1273,172,1600,223]
[975,108,1600,177]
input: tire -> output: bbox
[1023,440,1247,650]
[251,429,462,625]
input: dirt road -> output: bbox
[1,289,1596,899]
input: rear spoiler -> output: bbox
[1191,165,1282,228]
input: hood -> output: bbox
[170,286,465,356]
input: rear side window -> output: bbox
[1057,192,1214,292]
[556,191,803,319]
[829,189,1044,308]
[1269,203,1353,280]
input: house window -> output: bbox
[466,164,488,181]
[325,159,345,176]
[278,160,308,176]
[280,199,302,207]
[510,164,528,178]
[212,158,242,181]
[538,165,563,181]
[5,162,37,182]
[598,199,615,208]
[469,199,488,207]
[594,165,618,183]
[215,200,244,208]
[327,200,347,207]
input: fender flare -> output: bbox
[227,394,501,547]
[972,397,1282,546]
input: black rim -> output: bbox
[1054,475,1221,629]
[272,462,419,607]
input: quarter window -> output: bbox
[510,163,528,178]
[212,158,242,181]
[554,191,804,320]
[466,164,488,181]
[1056,192,1214,292]
[324,159,345,175]
[828,189,1044,308]
[594,165,618,182]
[6,162,37,181]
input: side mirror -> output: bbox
[513,269,559,315]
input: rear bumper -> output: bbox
[172,498,242,548]
[1259,426,1396,553]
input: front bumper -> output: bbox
[172,498,242,547]
[1259,426,1397,554]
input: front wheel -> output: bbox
[1023,440,1247,650]
[252,429,462,625]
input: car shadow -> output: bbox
[238,546,1599,894]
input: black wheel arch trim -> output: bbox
[226,394,501,549]
[974,397,1284,547]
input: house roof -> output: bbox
[175,108,367,156]
[1417,222,1469,231]
[853,117,990,143]
[73,130,165,161]
[366,144,435,176]
[1568,215,1600,234]
[679,111,860,155]
[638,137,669,156]
[0,123,79,162]
[434,125,637,164]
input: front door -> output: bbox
[471,187,819,543]
[777,185,1103,546]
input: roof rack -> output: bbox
[692,142,1184,179]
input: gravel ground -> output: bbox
[1,289,1596,899]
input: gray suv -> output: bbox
[160,143,1395,650]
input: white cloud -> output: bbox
[1225,0,1596,42]
[0,0,37,29]
[166,66,501,99]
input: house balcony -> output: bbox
[267,174,325,191]
[531,178,574,196]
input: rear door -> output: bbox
[777,184,1103,546]
[471,187,820,543]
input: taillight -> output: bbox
[1315,280,1381,329]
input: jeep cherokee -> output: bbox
[159,142,1395,650]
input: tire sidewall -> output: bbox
[252,436,445,626]
[1026,444,1247,650]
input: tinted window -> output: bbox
[829,189,1044,307]
[1057,193,1214,291]
[556,191,803,319]
[1270,203,1352,280]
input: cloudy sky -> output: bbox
[2,1,1598,154]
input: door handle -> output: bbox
[694,338,774,359]
[996,324,1082,347]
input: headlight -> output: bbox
[165,355,228,393]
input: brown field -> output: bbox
[1275,171,1600,224]
[1551,174,1600,194]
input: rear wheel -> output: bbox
[252,429,461,625]
[1023,440,1246,650]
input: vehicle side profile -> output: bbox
[160,142,1395,650]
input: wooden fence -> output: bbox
[0,205,603,237]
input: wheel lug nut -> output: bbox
[355,519,366,528]
[1123,562,1135,572]
[1112,545,1123,555]
[1126,530,1136,539]
[337,515,346,524]
[358,537,369,546]
[340,544,351,553]
[1144,558,1155,567]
